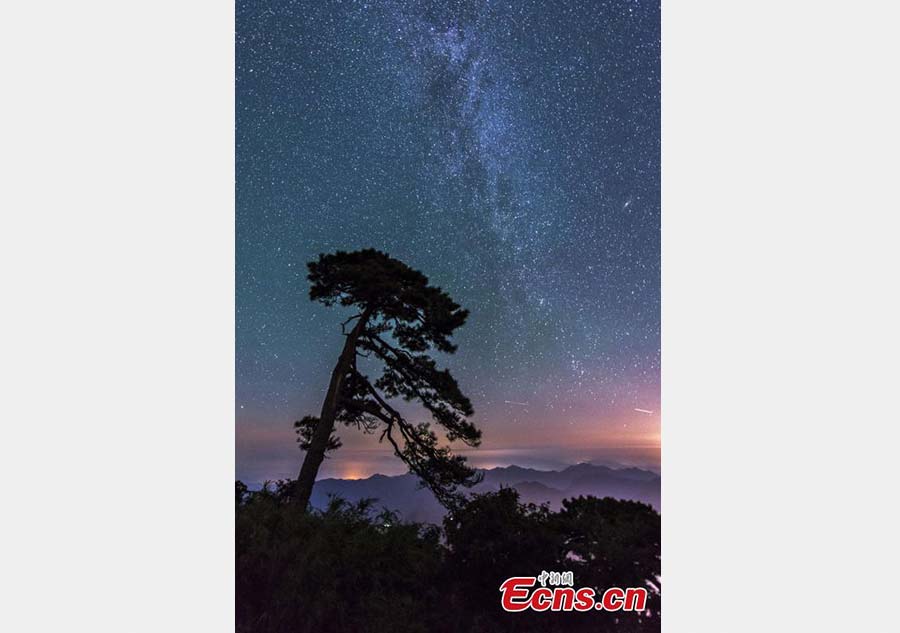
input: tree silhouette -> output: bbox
[555,497,661,630]
[293,249,482,509]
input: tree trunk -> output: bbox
[293,312,370,509]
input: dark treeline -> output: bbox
[236,482,660,633]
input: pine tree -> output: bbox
[293,249,482,509]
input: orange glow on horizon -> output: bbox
[336,463,368,480]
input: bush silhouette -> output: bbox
[237,482,660,633]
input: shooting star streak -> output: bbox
[634,408,654,415]
[504,400,529,407]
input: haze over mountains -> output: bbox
[309,462,660,525]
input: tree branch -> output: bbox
[340,313,363,335]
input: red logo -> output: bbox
[499,573,648,613]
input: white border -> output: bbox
[663,2,899,630]
[1,2,234,630]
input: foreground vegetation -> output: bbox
[236,481,660,633]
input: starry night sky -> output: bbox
[237,0,660,484]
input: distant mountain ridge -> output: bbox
[310,463,660,525]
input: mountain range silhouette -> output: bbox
[311,462,660,524]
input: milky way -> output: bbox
[236,0,660,483]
